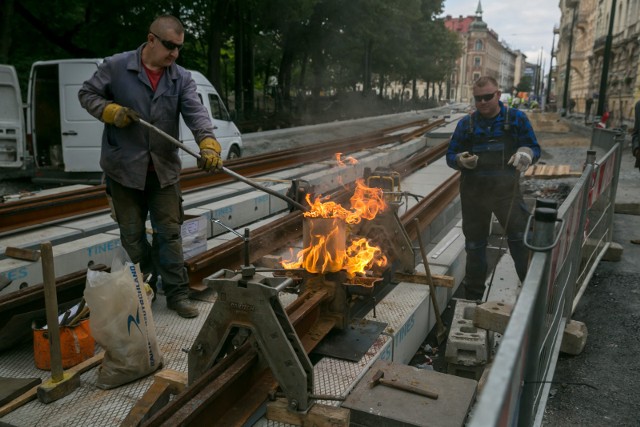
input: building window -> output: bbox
[473,72,481,82]
[475,39,483,51]
[474,56,481,67]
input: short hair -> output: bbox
[474,76,499,89]
[150,15,184,36]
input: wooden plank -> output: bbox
[121,370,188,427]
[266,398,350,427]
[154,369,187,394]
[4,247,40,262]
[0,351,104,417]
[0,377,41,407]
[393,272,454,288]
[121,380,173,427]
[523,164,581,179]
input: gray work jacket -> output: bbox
[78,44,215,190]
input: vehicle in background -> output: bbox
[0,60,242,184]
[0,65,27,176]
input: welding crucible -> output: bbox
[302,217,347,273]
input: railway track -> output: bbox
[142,135,459,426]
[0,118,442,236]
[0,116,461,425]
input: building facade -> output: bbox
[444,2,521,103]
[556,0,640,126]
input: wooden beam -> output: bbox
[121,370,188,427]
[266,398,350,427]
[393,272,454,288]
[0,351,104,417]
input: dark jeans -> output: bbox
[460,174,530,298]
[106,172,189,302]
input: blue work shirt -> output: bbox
[446,102,540,176]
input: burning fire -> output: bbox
[282,179,388,278]
[335,153,358,166]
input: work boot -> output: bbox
[462,279,485,301]
[167,299,199,318]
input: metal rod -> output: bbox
[137,118,308,212]
[274,277,295,293]
[243,228,250,267]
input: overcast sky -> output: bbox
[440,0,562,70]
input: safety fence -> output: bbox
[468,128,624,426]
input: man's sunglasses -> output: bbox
[150,32,183,51]
[474,91,498,103]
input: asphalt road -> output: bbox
[543,213,640,426]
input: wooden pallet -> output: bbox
[523,164,582,179]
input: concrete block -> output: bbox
[445,300,490,368]
[560,319,588,355]
[602,242,623,262]
[344,360,477,427]
[474,301,513,334]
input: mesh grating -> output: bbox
[0,299,212,426]
[2,284,419,426]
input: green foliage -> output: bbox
[2,0,456,111]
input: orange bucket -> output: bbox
[33,319,95,370]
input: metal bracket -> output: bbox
[188,271,314,411]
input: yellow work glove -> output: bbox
[456,151,478,169]
[197,137,223,172]
[102,103,140,128]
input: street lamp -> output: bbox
[561,2,578,116]
[597,0,618,117]
[546,26,558,108]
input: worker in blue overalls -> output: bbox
[446,76,541,300]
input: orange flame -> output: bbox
[335,152,358,166]
[282,179,388,278]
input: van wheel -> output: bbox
[228,145,241,159]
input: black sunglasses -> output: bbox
[474,91,498,103]
[150,31,183,51]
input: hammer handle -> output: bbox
[379,378,439,399]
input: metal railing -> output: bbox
[469,128,623,426]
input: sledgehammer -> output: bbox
[137,119,308,212]
[37,242,81,403]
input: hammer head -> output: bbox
[368,369,384,388]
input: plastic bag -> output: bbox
[84,247,163,389]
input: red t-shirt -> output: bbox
[142,62,164,91]
[142,63,164,171]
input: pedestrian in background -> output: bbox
[585,97,593,125]
[446,76,541,300]
[79,15,223,318]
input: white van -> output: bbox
[0,65,26,173]
[0,60,242,184]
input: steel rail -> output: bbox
[1,120,458,425]
[0,119,442,235]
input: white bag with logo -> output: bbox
[84,248,162,389]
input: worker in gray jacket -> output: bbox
[79,14,222,318]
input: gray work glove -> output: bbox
[456,151,479,169]
[508,147,533,172]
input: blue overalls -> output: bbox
[457,108,531,300]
